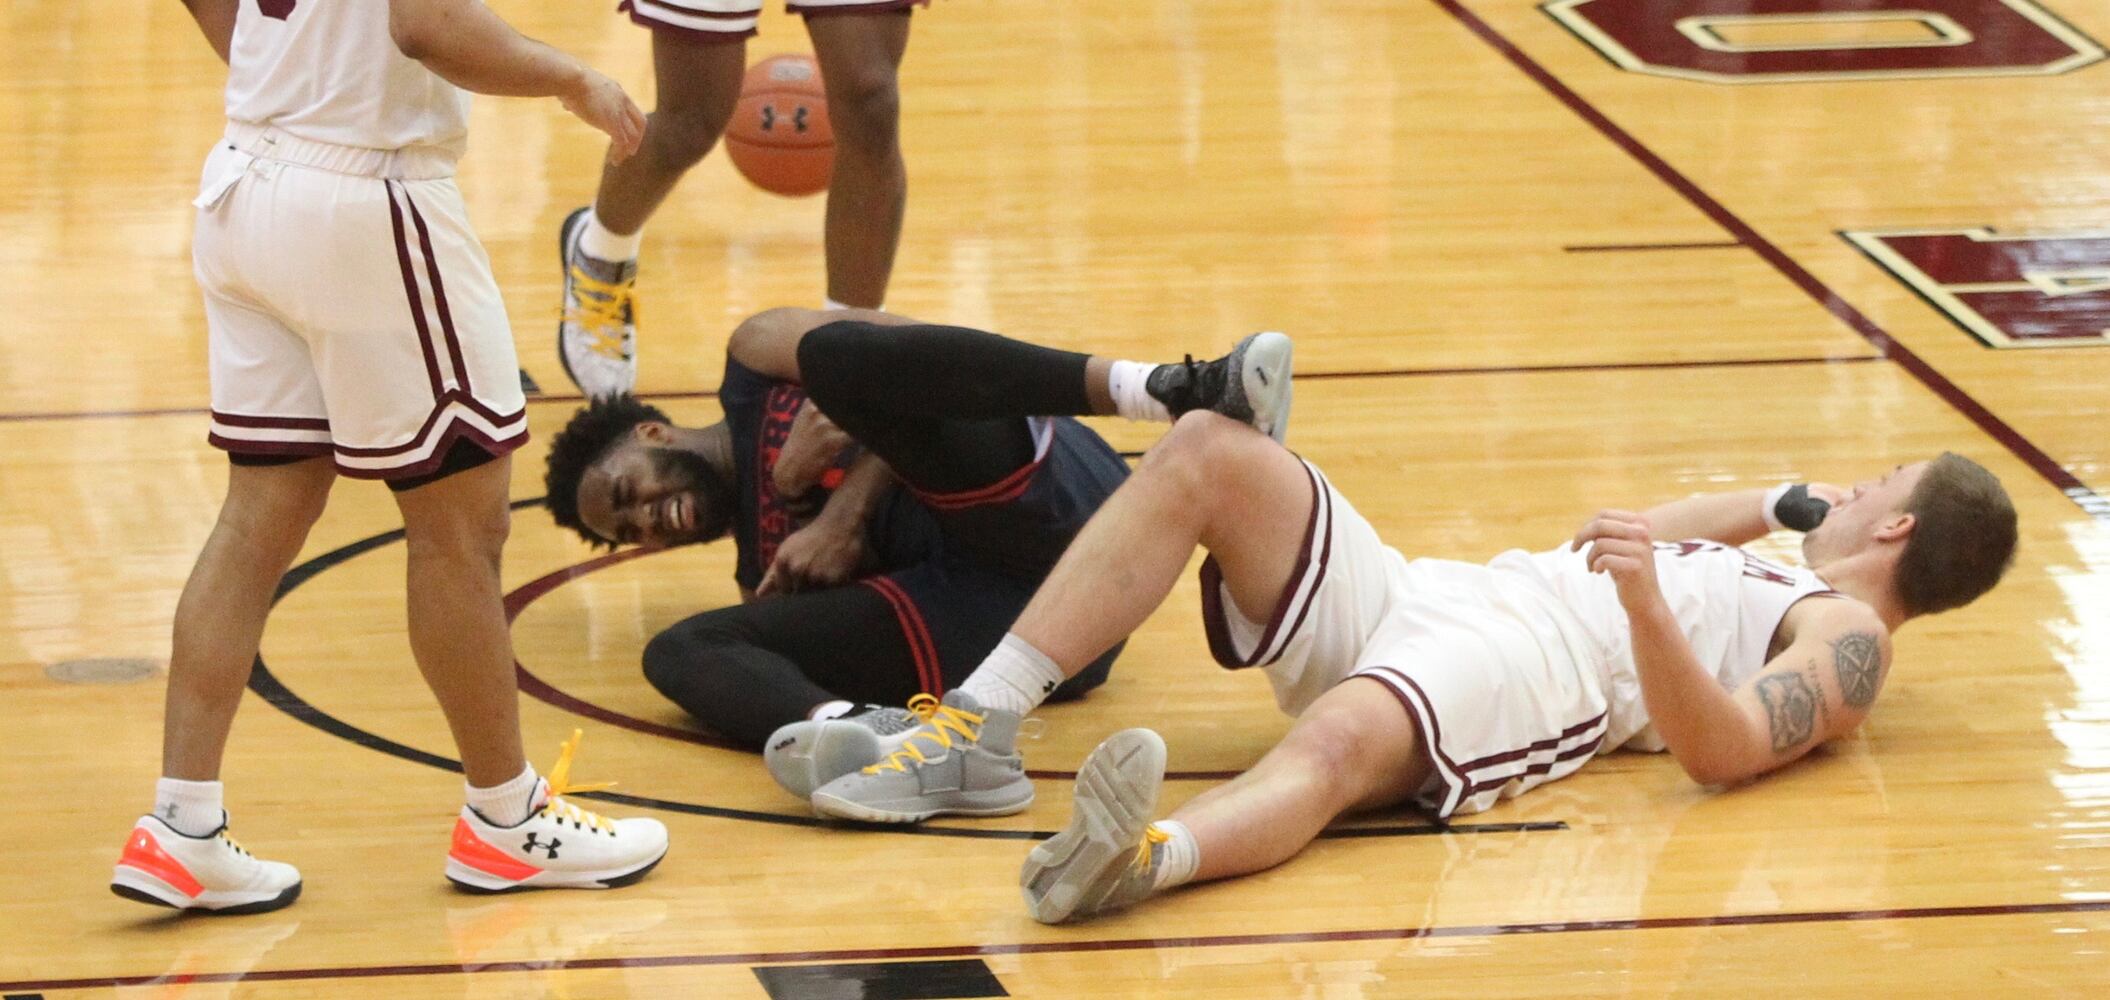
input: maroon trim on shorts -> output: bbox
[331,393,524,460]
[1463,731,1606,798]
[209,410,330,431]
[206,434,334,457]
[1358,668,1467,820]
[398,186,474,394]
[1454,711,1608,775]
[385,184,448,399]
[1198,462,1327,670]
[792,0,931,16]
[861,577,941,695]
[334,413,529,482]
[619,0,761,40]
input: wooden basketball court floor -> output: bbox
[4,0,2108,995]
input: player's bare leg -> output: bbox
[160,457,336,783]
[561,33,746,397]
[806,12,911,308]
[391,456,528,787]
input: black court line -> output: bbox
[1435,0,2106,521]
[249,498,1564,842]
[0,355,1878,425]
[11,898,2107,992]
[1563,240,1747,252]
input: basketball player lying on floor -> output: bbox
[798,399,2019,923]
[542,307,1295,800]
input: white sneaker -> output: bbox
[111,814,303,914]
[556,206,639,399]
[445,730,669,893]
[763,698,940,802]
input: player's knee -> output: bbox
[402,504,510,565]
[1277,714,1391,805]
[647,102,735,169]
[1142,411,1246,487]
[731,306,817,356]
[825,69,900,145]
[640,627,693,695]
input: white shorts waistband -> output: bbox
[222,121,458,180]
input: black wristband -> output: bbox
[1773,483,1831,532]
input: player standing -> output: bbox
[557,0,924,397]
[111,0,669,914]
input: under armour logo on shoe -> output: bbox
[1042,680,1057,694]
[522,833,561,859]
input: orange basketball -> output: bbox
[725,54,834,198]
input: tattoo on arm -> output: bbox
[1830,631,1882,709]
[1755,673,1819,753]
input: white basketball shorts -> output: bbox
[1198,459,1613,819]
[620,0,929,40]
[191,124,527,479]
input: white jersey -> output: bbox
[1501,540,1840,752]
[224,0,469,163]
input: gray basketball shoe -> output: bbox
[1144,332,1294,443]
[763,699,935,801]
[808,690,1034,823]
[1021,728,1169,924]
[557,206,638,399]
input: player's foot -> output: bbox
[111,814,303,914]
[1021,728,1169,924]
[808,690,1033,823]
[764,696,942,801]
[1145,332,1294,443]
[557,206,639,399]
[445,730,669,893]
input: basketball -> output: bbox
[725,54,834,198]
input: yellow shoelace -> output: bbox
[1133,823,1170,873]
[220,828,251,857]
[540,728,617,834]
[563,266,636,361]
[863,697,983,774]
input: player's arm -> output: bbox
[756,452,897,596]
[726,307,927,382]
[180,0,239,63]
[1635,483,1844,547]
[386,0,644,158]
[1577,511,1889,785]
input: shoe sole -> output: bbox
[1237,332,1294,444]
[1020,728,1167,924]
[808,785,1035,824]
[555,206,591,395]
[766,722,885,802]
[444,847,669,895]
[110,867,303,915]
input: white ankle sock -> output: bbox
[809,699,855,721]
[153,777,225,838]
[824,297,874,312]
[466,764,540,827]
[958,633,1068,716]
[1150,819,1200,890]
[578,210,642,262]
[1107,360,1171,422]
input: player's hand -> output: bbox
[772,401,854,496]
[1575,509,1664,613]
[560,68,645,164]
[756,519,865,597]
[1806,482,1847,507]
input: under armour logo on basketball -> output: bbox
[522,833,561,859]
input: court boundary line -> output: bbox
[12,898,2106,991]
[1440,0,2105,520]
[0,355,1880,425]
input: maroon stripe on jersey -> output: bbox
[1454,712,1609,775]
[385,184,447,398]
[861,578,941,695]
[399,187,473,394]
[209,410,330,431]
[1268,465,1335,666]
[1198,463,1325,670]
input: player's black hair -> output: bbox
[544,394,672,547]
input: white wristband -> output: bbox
[1761,483,1795,533]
